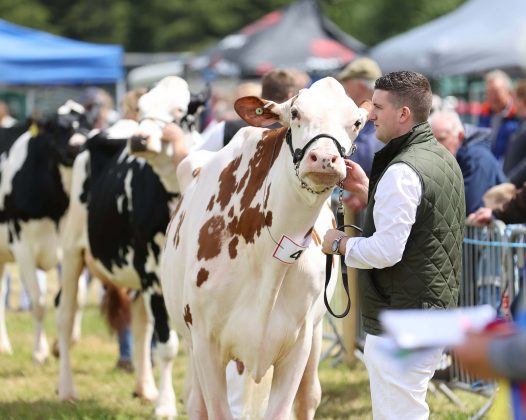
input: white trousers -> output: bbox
[364,334,443,420]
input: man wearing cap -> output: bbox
[337,57,385,211]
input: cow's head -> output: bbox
[43,100,99,166]
[128,76,191,158]
[235,77,370,194]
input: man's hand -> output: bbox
[452,330,504,379]
[466,207,493,227]
[162,123,188,167]
[322,229,347,255]
[341,160,369,207]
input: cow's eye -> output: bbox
[354,120,362,128]
[291,109,299,120]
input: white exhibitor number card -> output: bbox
[272,235,307,264]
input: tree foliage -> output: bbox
[0,0,465,51]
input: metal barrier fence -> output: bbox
[322,220,526,415]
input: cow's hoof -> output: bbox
[0,343,13,355]
[155,404,177,419]
[133,387,159,402]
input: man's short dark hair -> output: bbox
[374,71,433,123]
[261,69,297,103]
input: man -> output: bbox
[478,70,520,162]
[195,68,299,152]
[323,71,465,419]
[503,79,526,187]
[430,109,507,215]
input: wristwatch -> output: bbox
[331,236,345,255]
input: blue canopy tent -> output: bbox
[0,19,123,85]
[0,20,124,118]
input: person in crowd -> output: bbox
[503,80,526,187]
[430,109,507,215]
[467,182,526,226]
[82,87,119,129]
[478,69,520,162]
[195,68,300,152]
[322,71,465,419]
[338,57,385,177]
[0,101,17,128]
[337,57,385,213]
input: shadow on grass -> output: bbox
[0,399,151,420]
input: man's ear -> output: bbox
[234,96,281,127]
[399,106,411,123]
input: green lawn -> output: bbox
[0,295,488,419]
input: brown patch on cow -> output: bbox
[235,360,245,375]
[228,206,234,218]
[304,227,313,239]
[207,195,215,212]
[228,237,239,258]
[198,216,226,260]
[183,304,192,327]
[173,211,186,248]
[227,204,272,244]
[239,128,286,212]
[264,183,271,208]
[171,196,183,218]
[235,170,249,194]
[311,228,322,246]
[216,156,242,210]
[192,167,201,178]
[196,268,209,287]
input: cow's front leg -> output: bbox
[265,324,313,420]
[145,289,178,417]
[185,349,208,420]
[192,333,233,420]
[13,244,49,364]
[0,263,12,354]
[131,293,158,401]
[56,247,84,400]
[294,320,323,420]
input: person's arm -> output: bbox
[453,330,526,381]
[339,159,369,207]
[323,163,422,269]
[493,184,526,224]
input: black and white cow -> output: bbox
[0,101,98,363]
[57,77,198,417]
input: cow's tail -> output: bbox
[100,282,132,333]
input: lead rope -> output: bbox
[324,168,362,318]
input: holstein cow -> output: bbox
[57,77,198,418]
[0,101,98,363]
[161,77,370,419]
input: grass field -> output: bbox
[0,272,489,419]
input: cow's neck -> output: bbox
[58,165,73,196]
[265,149,330,240]
[143,153,180,195]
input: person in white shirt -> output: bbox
[323,71,465,419]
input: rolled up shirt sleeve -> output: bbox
[344,163,422,269]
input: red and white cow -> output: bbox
[161,77,369,419]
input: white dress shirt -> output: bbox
[344,162,422,269]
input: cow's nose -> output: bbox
[129,134,148,153]
[307,149,339,166]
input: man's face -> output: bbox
[369,90,400,143]
[431,118,460,155]
[486,79,510,113]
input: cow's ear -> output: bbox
[234,97,281,127]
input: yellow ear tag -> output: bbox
[255,107,264,116]
[29,123,39,137]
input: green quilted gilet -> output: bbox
[359,122,465,335]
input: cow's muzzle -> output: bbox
[129,134,148,153]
